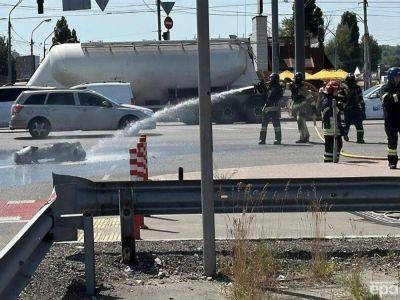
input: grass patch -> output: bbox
[343,264,381,300]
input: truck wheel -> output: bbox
[178,105,199,125]
[213,103,240,124]
[28,117,51,139]
[243,97,264,123]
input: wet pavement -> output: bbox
[0,120,390,249]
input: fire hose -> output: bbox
[312,120,387,161]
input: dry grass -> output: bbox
[220,182,280,300]
[343,264,381,300]
[223,213,279,300]
[306,190,341,281]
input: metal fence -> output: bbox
[1,173,400,298]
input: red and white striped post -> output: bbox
[128,147,141,239]
[128,134,149,239]
[136,134,148,229]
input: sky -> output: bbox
[0,0,399,57]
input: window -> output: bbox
[46,93,75,105]
[23,94,47,105]
[78,93,105,107]
[0,88,27,103]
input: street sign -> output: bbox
[164,16,173,30]
[62,0,91,11]
[161,1,175,15]
[95,0,109,11]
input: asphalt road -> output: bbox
[0,120,387,200]
[0,120,389,248]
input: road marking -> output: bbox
[0,199,47,221]
[7,200,36,205]
[0,216,23,223]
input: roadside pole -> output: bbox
[363,0,370,90]
[196,0,216,276]
[157,0,162,41]
[294,0,305,75]
[271,0,279,73]
[332,99,338,163]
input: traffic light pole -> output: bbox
[157,0,162,41]
[196,0,216,277]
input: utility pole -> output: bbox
[271,0,279,73]
[196,0,215,276]
[363,0,370,90]
[294,0,305,75]
[8,18,12,84]
[157,0,162,41]
[7,0,22,84]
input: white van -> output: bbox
[71,82,135,105]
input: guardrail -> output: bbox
[2,173,400,298]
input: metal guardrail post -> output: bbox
[178,167,184,181]
[83,213,95,296]
[119,189,136,264]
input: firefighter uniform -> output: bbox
[321,81,343,163]
[290,73,314,143]
[382,67,400,169]
[342,74,365,143]
[258,74,283,145]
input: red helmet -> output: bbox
[325,81,340,94]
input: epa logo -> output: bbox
[370,282,399,297]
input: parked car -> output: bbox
[0,86,53,127]
[70,82,135,105]
[363,84,383,119]
[10,90,155,138]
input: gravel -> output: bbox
[19,238,400,299]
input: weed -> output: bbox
[343,265,381,300]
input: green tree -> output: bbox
[280,18,294,38]
[360,35,381,71]
[327,11,361,72]
[280,0,324,47]
[52,17,79,45]
[0,36,16,82]
[325,38,340,69]
[380,45,400,67]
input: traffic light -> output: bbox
[162,31,170,41]
[37,0,44,14]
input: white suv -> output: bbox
[10,90,155,138]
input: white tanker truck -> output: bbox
[28,39,265,124]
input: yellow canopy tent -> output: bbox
[279,70,293,81]
[309,69,348,81]
[279,70,313,81]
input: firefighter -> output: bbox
[258,73,283,145]
[321,81,344,163]
[342,73,366,143]
[289,72,314,143]
[382,67,400,169]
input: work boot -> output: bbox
[273,140,281,145]
[344,135,349,142]
[258,140,265,145]
[296,138,309,144]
